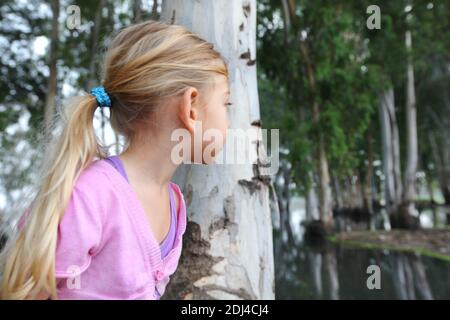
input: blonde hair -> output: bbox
[0,19,228,299]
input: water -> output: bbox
[274,240,450,299]
[275,204,450,299]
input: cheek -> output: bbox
[217,109,229,145]
[221,118,229,143]
[205,107,228,136]
[199,107,227,155]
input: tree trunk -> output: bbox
[86,0,105,92]
[429,107,450,204]
[306,172,320,221]
[317,139,333,226]
[429,132,450,205]
[274,160,293,242]
[133,0,142,23]
[44,0,59,143]
[441,146,450,204]
[85,0,107,144]
[298,40,333,228]
[379,88,403,219]
[425,174,435,204]
[363,124,374,214]
[332,176,343,211]
[161,0,274,300]
[151,0,159,19]
[281,0,333,229]
[400,30,419,220]
[280,161,294,244]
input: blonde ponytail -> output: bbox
[0,95,105,299]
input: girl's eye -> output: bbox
[225,102,233,107]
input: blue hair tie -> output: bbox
[90,86,112,108]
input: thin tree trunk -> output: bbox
[306,172,320,221]
[401,30,419,219]
[299,103,319,221]
[298,41,333,227]
[332,176,343,211]
[429,132,450,205]
[281,0,333,228]
[352,172,364,208]
[317,139,333,225]
[379,88,402,216]
[161,0,274,300]
[274,160,293,241]
[44,0,59,143]
[133,0,142,23]
[441,146,450,204]
[280,0,292,44]
[86,0,105,91]
[425,174,435,204]
[85,0,106,146]
[341,174,362,209]
[151,0,159,19]
[281,162,294,244]
[364,123,374,214]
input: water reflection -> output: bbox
[275,238,450,299]
[390,252,434,300]
[274,202,450,299]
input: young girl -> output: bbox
[0,20,230,299]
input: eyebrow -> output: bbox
[224,91,230,96]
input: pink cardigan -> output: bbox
[54,158,187,299]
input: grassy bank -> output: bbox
[328,228,450,262]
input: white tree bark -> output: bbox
[161,0,275,300]
[402,30,418,216]
[379,87,402,213]
[317,140,333,225]
[306,176,320,221]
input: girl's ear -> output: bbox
[177,87,199,134]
